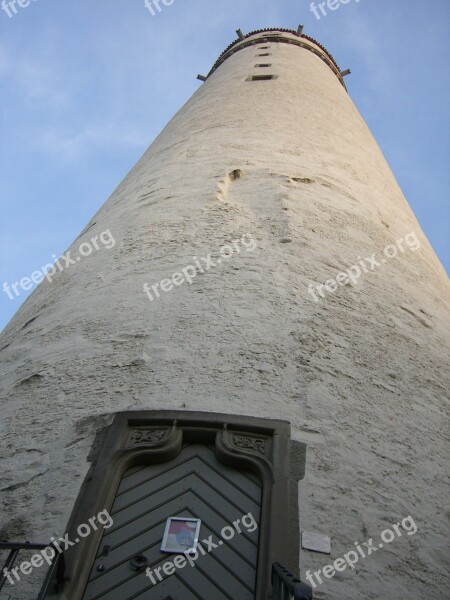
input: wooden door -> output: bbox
[81,444,262,600]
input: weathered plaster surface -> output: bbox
[0,32,449,599]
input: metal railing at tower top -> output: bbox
[0,541,65,599]
[203,26,349,90]
[272,562,313,599]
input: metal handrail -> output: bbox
[272,562,313,600]
[0,541,65,599]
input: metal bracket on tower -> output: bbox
[296,24,304,36]
[236,29,245,41]
[197,74,207,82]
[340,69,351,77]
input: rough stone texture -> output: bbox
[0,31,449,599]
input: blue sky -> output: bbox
[0,0,449,332]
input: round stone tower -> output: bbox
[0,27,448,600]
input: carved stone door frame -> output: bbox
[57,411,307,600]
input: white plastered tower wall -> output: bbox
[0,29,449,599]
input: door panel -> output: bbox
[82,444,261,600]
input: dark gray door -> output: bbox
[82,444,262,600]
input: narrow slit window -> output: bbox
[246,74,279,82]
[255,64,272,68]
[256,53,271,57]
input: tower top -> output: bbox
[206,26,348,88]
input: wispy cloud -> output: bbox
[339,10,396,95]
[39,123,150,158]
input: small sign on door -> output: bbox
[160,517,202,555]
